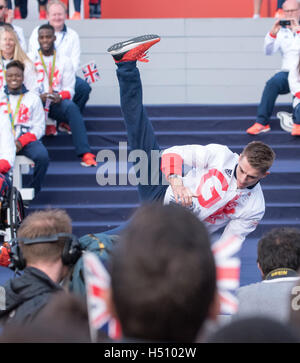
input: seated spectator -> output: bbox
[107,203,219,342]
[13,0,45,19]
[37,0,47,19]
[71,0,81,19]
[28,24,97,167]
[13,0,26,19]
[247,0,300,135]
[0,209,82,326]
[0,60,49,199]
[205,316,300,343]
[0,25,38,93]
[0,0,26,50]
[236,227,300,322]
[89,0,101,19]
[28,0,92,122]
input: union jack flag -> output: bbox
[81,62,100,84]
[212,235,243,315]
[83,252,122,342]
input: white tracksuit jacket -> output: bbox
[28,50,75,100]
[13,24,27,52]
[0,116,15,174]
[264,27,300,71]
[0,89,45,148]
[161,144,265,245]
[28,25,81,72]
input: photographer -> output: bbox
[0,209,81,326]
[247,0,300,135]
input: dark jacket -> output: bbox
[0,267,63,326]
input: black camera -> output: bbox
[279,20,291,27]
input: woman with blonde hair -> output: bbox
[0,25,38,93]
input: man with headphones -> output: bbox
[0,209,81,326]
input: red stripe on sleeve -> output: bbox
[0,159,11,174]
[18,132,37,147]
[59,91,71,100]
[161,153,183,179]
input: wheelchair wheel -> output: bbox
[9,187,25,240]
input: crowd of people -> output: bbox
[0,0,97,209]
[6,0,101,20]
[0,0,299,344]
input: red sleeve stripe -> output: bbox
[59,91,71,100]
[18,132,37,147]
[0,159,11,174]
[161,153,183,178]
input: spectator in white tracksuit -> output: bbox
[247,0,300,135]
[28,0,91,115]
[28,24,96,167]
[0,60,49,197]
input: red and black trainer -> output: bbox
[107,34,160,63]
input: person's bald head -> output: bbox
[283,0,300,19]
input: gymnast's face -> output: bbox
[236,155,269,189]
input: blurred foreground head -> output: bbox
[110,203,218,342]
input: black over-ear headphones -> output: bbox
[9,233,82,271]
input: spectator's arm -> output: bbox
[264,20,281,55]
[61,59,76,99]
[17,95,46,147]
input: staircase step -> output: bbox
[31,185,300,205]
[83,116,284,133]
[263,186,300,203]
[26,159,300,188]
[67,219,299,240]
[29,201,299,224]
[31,186,139,204]
[45,144,300,161]
[42,130,298,148]
[83,104,292,118]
